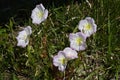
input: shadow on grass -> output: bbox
[0,0,82,25]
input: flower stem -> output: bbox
[108,9,112,54]
[63,70,66,80]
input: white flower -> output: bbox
[31,3,48,24]
[53,51,67,72]
[69,32,87,51]
[16,26,32,48]
[63,47,78,60]
[78,17,97,37]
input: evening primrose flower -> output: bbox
[63,47,78,60]
[31,3,48,24]
[53,51,67,72]
[69,32,87,51]
[78,17,97,37]
[16,26,32,48]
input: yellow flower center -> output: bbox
[37,11,43,18]
[76,37,83,45]
[84,23,92,30]
[23,34,27,40]
[21,32,29,43]
[59,57,65,65]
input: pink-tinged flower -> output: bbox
[78,17,97,37]
[31,3,48,24]
[63,47,78,60]
[69,32,87,51]
[53,51,67,72]
[16,26,32,48]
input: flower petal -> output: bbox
[17,40,28,48]
[69,32,86,51]
[16,26,32,48]
[63,47,78,60]
[58,65,66,72]
[43,9,48,20]
[37,4,45,11]
[24,26,32,35]
[78,17,97,37]
[53,51,67,72]
[31,3,48,24]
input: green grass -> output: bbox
[0,0,120,80]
